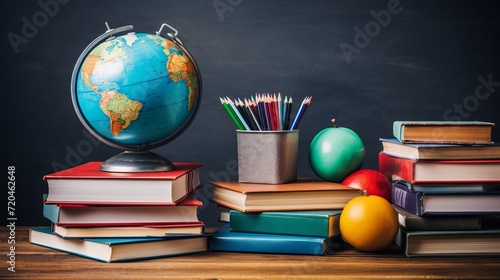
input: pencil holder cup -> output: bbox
[236,130,299,184]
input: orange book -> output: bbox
[210,179,364,212]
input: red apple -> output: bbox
[342,169,391,202]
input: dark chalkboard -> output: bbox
[4,0,500,226]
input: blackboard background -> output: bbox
[3,0,500,227]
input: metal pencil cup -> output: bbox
[237,130,299,184]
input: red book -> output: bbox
[44,161,202,205]
[378,152,500,183]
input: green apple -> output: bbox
[309,119,365,182]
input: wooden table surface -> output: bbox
[2,226,500,279]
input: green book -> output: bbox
[229,210,342,238]
[392,121,494,144]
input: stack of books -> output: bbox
[29,161,209,262]
[208,179,364,255]
[378,121,500,257]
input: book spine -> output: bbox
[393,121,404,142]
[391,183,423,216]
[42,203,60,224]
[378,152,416,182]
[395,202,483,231]
[209,225,330,255]
[401,213,481,231]
[185,170,195,196]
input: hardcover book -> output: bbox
[43,197,202,226]
[392,121,494,144]
[209,224,339,255]
[210,179,364,212]
[29,227,208,262]
[44,162,202,205]
[394,228,500,257]
[393,205,481,231]
[229,209,342,238]
[218,206,231,223]
[52,223,204,238]
[378,152,500,183]
[379,138,500,160]
[392,179,500,193]
[391,181,500,216]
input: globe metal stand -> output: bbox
[100,151,175,172]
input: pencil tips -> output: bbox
[219,93,312,131]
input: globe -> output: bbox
[71,23,201,172]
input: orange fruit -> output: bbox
[339,195,398,252]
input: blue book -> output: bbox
[29,227,208,262]
[209,224,339,255]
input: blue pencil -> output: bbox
[290,96,312,130]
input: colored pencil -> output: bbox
[220,94,311,131]
[256,94,267,130]
[284,97,293,130]
[236,98,255,130]
[290,96,312,130]
[263,94,271,130]
[273,94,279,131]
[278,93,283,131]
[245,98,262,131]
[226,97,250,130]
[282,96,288,130]
[219,97,245,130]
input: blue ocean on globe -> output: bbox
[75,32,199,148]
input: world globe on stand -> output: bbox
[71,23,201,172]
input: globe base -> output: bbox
[100,151,175,173]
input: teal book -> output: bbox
[392,121,494,144]
[229,210,342,237]
[394,228,500,257]
[29,227,208,262]
[209,224,339,255]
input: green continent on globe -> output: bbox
[148,35,198,110]
[100,90,142,136]
[80,39,143,137]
